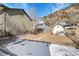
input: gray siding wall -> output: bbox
[6,9,32,35]
[0,10,5,36]
[0,8,32,36]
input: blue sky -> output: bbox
[4,3,71,18]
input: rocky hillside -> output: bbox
[43,4,79,48]
[43,3,79,26]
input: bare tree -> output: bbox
[31,7,37,29]
[29,7,39,34]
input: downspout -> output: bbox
[4,9,6,37]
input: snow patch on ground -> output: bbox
[5,39,50,56]
[49,44,79,56]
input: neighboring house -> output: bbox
[0,4,32,36]
[52,24,65,36]
[35,20,48,33]
[52,21,77,36]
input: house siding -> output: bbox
[52,24,64,35]
[0,5,32,36]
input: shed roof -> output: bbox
[0,4,32,21]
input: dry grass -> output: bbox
[75,28,79,43]
[18,33,74,46]
[76,28,79,35]
[18,28,79,47]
